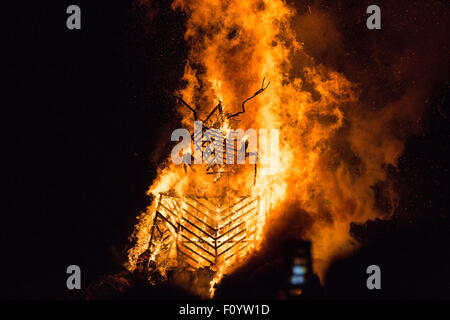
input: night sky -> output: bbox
[4,0,449,299]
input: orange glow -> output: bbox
[127,0,407,298]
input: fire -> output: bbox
[127,0,408,297]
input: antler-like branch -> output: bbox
[227,78,270,119]
[170,93,198,121]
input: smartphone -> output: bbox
[285,240,313,296]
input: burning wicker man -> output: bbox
[133,79,273,294]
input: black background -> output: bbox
[4,0,450,299]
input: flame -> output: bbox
[127,0,414,297]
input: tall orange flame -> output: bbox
[128,0,417,297]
